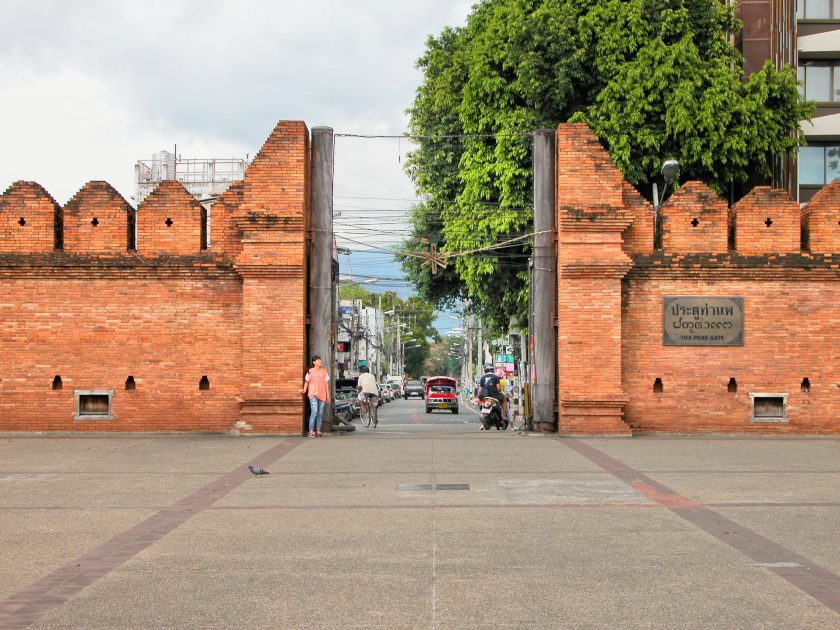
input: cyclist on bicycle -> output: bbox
[356,366,379,413]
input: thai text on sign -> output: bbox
[662,297,744,346]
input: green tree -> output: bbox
[403,0,812,328]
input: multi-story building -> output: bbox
[739,0,840,201]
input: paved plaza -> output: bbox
[1,414,840,628]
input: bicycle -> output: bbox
[359,393,379,428]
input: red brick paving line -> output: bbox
[562,438,840,615]
[0,439,302,629]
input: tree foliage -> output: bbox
[402,0,812,328]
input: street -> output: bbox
[348,394,482,434]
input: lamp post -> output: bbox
[652,159,680,250]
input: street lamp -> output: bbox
[652,159,680,250]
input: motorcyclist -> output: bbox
[476,365,508,427]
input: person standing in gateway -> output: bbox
[301,355,330,437]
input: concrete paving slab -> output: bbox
[0,435,284,473]
[431,508,840,629]
[0,509,154,600]
[646,472,840,504]
[1,432,839,628]
[0,473,219,508]
[583,437,840,473]
[32,509,434,629]
[717,506,840,576]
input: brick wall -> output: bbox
[556,123,840,435]
[729,187,800,255]
[63,181,133,254]
[0,121,310,434]
[803,181,840,254]
[660,181,729,253]
[0,181,61,253]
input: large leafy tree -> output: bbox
[403,0,812,328]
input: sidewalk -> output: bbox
[1,432,839,628]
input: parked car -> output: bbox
[404,380,425,399]
[425,376,458,414]
[378,384,393,402]
[388,383,402,399]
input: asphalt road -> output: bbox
[353,394,482,434]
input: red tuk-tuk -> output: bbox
[424,376,458,414]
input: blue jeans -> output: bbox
[308,397,326,432]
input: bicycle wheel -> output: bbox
[360,403,372,428]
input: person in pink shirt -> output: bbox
[301,355,330,437]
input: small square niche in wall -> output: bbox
[749,393,788,423]
[75,390,114,420]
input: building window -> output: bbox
[797,61,840,102]
[74,390,114,420]
[798,144,840,185]
[797,0,840,19]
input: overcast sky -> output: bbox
[0,0,473,332]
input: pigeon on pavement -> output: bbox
[248,465,270,476]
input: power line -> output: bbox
[335,131,534,140]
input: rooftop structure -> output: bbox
[135,151,248,207]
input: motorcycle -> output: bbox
[477,396,508,430]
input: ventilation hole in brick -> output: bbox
[52,375,62,390]
[801,377,810,393]
[728,377,737,393]
[18,217,26,226]
[199,376,210,391]
[653,378,663,393]
[765,217,773,227]
[691,218,699,227]
[125,376,135,391]
[165,217,173,227]
[91,217,99,227]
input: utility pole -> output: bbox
[475,316,483,380]
[310,126,334,430]
[532,129,557,432]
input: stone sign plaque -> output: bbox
[662,297,744,346]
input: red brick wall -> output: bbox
[0,120,310,434]
[63,181,132,254]
[729,187,800,254]
[621,182,654,255]
[622,273,840,433]
[0,272,242,431]
[0,181,61,253]
[136,180,206,255]
[556,123,840,435]
[660,181,729,253]
[210,180,244,259]
[803,181,840,254]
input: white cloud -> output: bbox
[0,0,471,205]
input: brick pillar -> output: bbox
[233,121,310,434]
[555,124,632,435]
